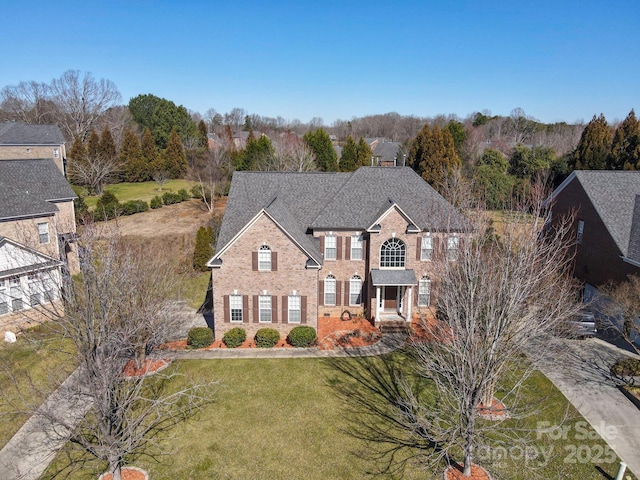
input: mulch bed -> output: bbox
[99,466,147,480]
[444,464,492,480]
[122,358,171,377]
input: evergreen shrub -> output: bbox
[255,328,280,348]
[287,326,317,347]
[223,327,247,348]
[187,327,214,348]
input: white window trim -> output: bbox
[380,238,406,269]
[349,276,362,306]
[230,294,243,323]
[418,276,431,307]
[447,235,459,261]
[421,235,433,261]
[288,295,301,323]
[325,235,337,261]
[258,245,271,271]
[38,222,50,244]
[351,235,363,260]
[324,276,336,306]
[577,220,584,245]
[259,295,272,323]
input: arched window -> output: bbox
[324,275,336,306]
[258,245,271,271]
[349,275,362,305]
[418,276,431,306]
[380,238,406,268]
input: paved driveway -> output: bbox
[534,336,640,477]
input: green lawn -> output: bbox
[0,326,76,448]
[176,271,211,310]
[41,355,633,480]
[77,180,196,210]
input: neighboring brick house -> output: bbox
[207,166,467,339]
[546,170,640,290]
[0,159,78,335]
[0,122,67,176]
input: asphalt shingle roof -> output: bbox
[0,159,76,220]
[0,122,65,145]
[215,167,466,264]
[573,170,640,257]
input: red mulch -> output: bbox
[100,467,147,480]
[122,358,171,377]
[445,464,491,480]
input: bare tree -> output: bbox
[51,70,122,140]
[188,148,229,212]
[331,186,581,478]
[0,81,57,124]
[259,134,317,172]
[1,225,217,480]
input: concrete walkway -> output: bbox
[0,368,92,480]
[533,336,640,477]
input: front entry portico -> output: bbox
[371,269,417,322]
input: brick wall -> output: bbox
[211,213,318,340]
[552,179,639,286]
[0,146,65,174]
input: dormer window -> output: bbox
[380,238,406,268]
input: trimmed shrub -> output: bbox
[178,188,191,201]
[287,326,317,348]
[223,327,246,348]
[187,327,214,348]
[150,196,163,209]
[162,191,182,205]
[121,199,149,216]
[611,357,640,376]
[255,328,280,348]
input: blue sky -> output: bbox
[1,1,638,125]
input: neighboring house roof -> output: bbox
[372,141,402,164]
[0,236,62,279]
[0,159,77,220]
[549,170,640,260]
[0,122,65,145]
[212,167,466,265]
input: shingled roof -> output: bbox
[0,159,76,220]
[551,170,640,259]
[214,167,466,264]
[0,122,65,145]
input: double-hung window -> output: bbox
[259,295,272,322]
[577,220,584,245]
[324,235,337,260]
[324,275,336,305]
[28,273,42,307]
[421,235,433,261]
[10,277,23,311]
[351,235,363,260]
[349,276,362,306]
[38,223,49,244]
[258,245,272,271]
[0,279,8,315]
[447,235,459,261]
[230,294,243,322]
[288,295,301,323]
[418,276,431,306]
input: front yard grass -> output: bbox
[0,326,76,449]
[78,180,196,210]
[41,355,633,480]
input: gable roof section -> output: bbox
[0,122,65,145]
[214,167,467,264]
[0,236,62,279]
[550,170,640,258]
[0,159,76,220]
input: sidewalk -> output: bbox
[0,368,92,480]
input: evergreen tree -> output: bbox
[609,109,640,170]
[572,114,611,170]
[408,123,460,188]
[446,120,466,157]
[120,128,147,182]
[475,149,514,210]
[193,226,214,272]
[141,128,160,174]
[68,135,87,186]
[303,128,338,172]
[243,115,253,131]
[235,132,274,171]
[356,137,373,168]
[162,128,187,178]
[197,119,209,150]
[339,136,358,171]
[98,126,118,180]
[86,129,100,160]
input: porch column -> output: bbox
[406,286,413,322]
[375,286,381,321]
